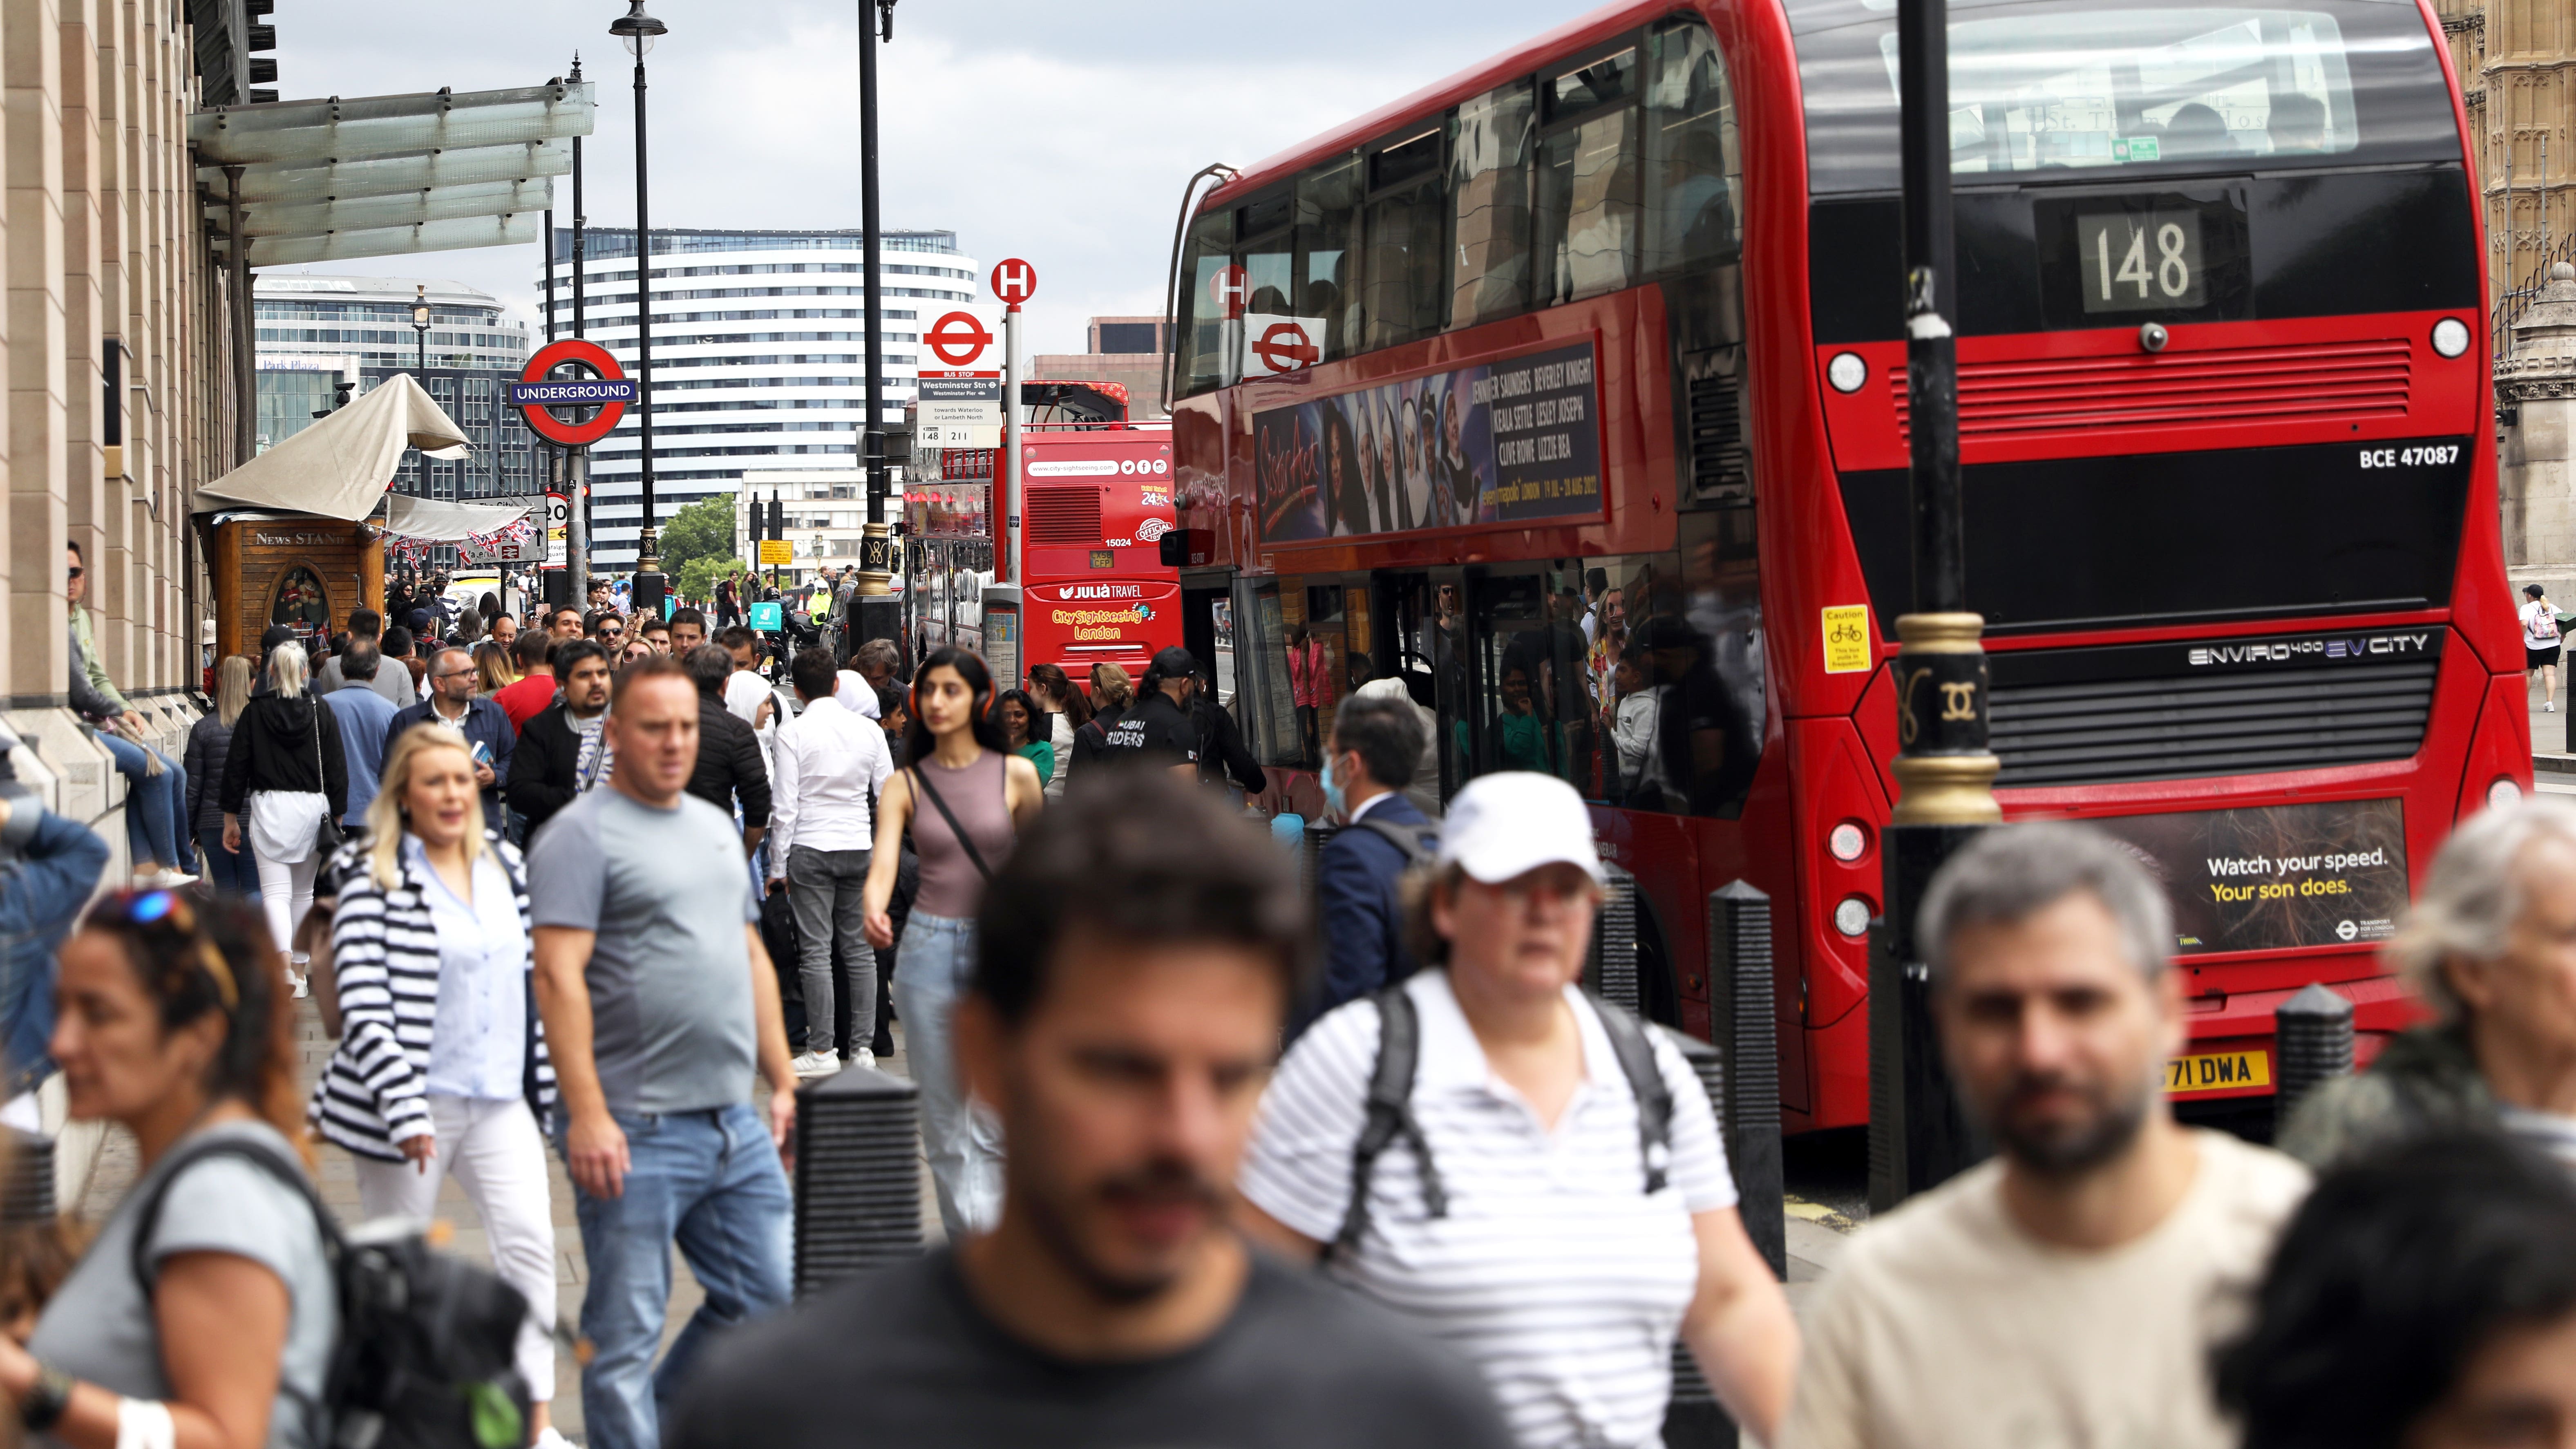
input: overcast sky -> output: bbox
[271,0,1583,356]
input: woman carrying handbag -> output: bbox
[861,646,1042,1240]
[219,642,347,995]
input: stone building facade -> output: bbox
[2,0,240,866]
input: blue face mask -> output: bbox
[1321,753,1348,818]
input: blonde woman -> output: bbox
[183,655,259,896]
[472,640,520,696]
[219,642,346,993]
[311,724,563,1447]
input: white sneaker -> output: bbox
[790,1051,841,1080]
[534,1428,576,1449]
[2551,701,2558,713]
[286,969,309,1000]
[136,868,197,890]
[845,1047,876,1071]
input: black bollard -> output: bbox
[1660,1029,1738,1449]
[792,1065,926,1298]
[2272,982,2355,1134]
[1588,863,1641,1013]
[1707,881,1786,1279]
[0,1129,51,1227]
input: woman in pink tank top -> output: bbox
[862,647,1044,1238]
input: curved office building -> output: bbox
[543,226,978,570]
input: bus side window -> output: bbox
[1451,80,1536,329]
[1297,157,1364,361]
[1176,206,1238,396]
[1537,45,1644,306]
[1647,18,1742,274]
[1362,127,1452,348]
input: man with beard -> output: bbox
[1780,822,2310,1449]
[665,771,1512,1449]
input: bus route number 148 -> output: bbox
[2359,445,2460,469]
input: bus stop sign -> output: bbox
[513,338,633,447]
[991,258,1038,306]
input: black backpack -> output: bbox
[129,1136,532,1449]
[1326,984,1675,1263]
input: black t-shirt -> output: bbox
[1096,690,1200,769]
[666,1248,1514,1449]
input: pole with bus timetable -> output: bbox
[1004,304,1023,587]
[1868,0,2004,1214]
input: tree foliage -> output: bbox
[675,554,727,607]
[657,495,737,579]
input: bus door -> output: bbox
[1180,571,1231,705]
[1369,568,1467,803]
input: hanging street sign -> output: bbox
[514,338,631,447]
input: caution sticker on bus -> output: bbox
[2165,1050,2270,1095]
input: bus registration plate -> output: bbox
[2165,1050,2270,1095]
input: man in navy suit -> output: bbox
[1297,692,1437,1036]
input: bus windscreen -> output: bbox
[1791,0,2463,194]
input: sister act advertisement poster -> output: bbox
[1253,338,1605,543]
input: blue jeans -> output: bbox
[194,826,259,897]
[94,730,185,871]
[891,912,1003,1239]
[0,809,108,1094]
[560,1102,793,1449]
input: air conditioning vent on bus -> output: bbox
[1687,369,1750,503]
[1026,486,1103,546]
[1987,649,2437,789]
[1892,338,2413,445]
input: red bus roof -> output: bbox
[1208,0,1686,208]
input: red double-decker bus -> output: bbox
[905,401,1181,685]
[1163,0,2520,1133]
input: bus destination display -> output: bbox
[1253,339,1603,543]
[2086,798,2409,955]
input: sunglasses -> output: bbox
[98,890,239,1010]
[65,567,82,580]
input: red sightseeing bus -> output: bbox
[1163,0,2520,1134]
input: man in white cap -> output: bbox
[1239,771,1799,1447]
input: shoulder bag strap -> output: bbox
[127,1137,343,1294]
[1348,816,1435,869]
[1590,993,1673,1194]
[1326,985,1448,1265]
[908,766,994,883]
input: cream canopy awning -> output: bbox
[380,495,532,542]
[193,374,470,521]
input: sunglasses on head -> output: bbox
[97,890,239,1010]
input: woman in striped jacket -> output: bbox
[309,722,567,1448]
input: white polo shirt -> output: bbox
[1241,968,1736,1449]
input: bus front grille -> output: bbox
[1987,652,2439,788]
[1892,337,2413,444]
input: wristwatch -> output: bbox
[20,1359,72,1430]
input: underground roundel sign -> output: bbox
[512,338,637,447]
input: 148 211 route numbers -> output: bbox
[2359,445,2461,469]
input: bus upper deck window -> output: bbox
[1362,128,1452,349]
[1536,45,1644,306]
[1452,82,1537,328]
[1177,207,1237,396]
[1296,156,1364,361]
[1648,19,1742,273]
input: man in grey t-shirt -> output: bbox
[529,656,799,1449]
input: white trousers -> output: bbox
[251,850,318,966]
[350,1096,557,1403]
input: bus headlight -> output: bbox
[1833,896,1874,938]
[2491,776,2525,811]
[2432,318,2471,359]
[1827,352,1868,394]
[1828,821,1869,861]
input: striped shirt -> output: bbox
[1240,969,1735,1449]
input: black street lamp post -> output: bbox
[854,0,901,651]
[1868,0,2005,1212]
[612,0,667,615]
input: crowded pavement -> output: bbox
[6,0,2576,1447]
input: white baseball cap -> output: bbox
[1435,772,1606,886]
